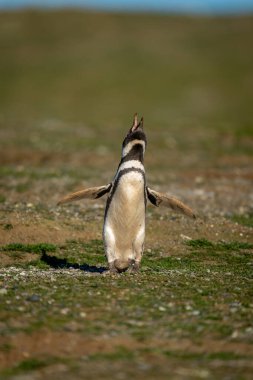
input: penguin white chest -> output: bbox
[119,171,144,202]
[104,170,145,264]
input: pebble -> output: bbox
[245,327,253,335]
[180,234,192,241]
[191,310,200,316]
[231,330,239,339]
[138,362,152,371]
[60,308,70,315]
[0,288,8,295]
[26,294,40,302]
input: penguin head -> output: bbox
[122,114,147,160]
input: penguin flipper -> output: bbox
[58,183,112,205]
[146,187,196,219]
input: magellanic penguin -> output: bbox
[58,114,196,273]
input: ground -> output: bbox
[0,10,253,380]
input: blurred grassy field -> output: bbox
[0,10,252,190]
[0,11,253,156]
[0,10,253,124]
[0,10,253,380]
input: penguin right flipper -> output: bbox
[57,183,112,205]
[146,187,196,219]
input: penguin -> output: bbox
[58,114,196,273]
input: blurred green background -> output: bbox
[0,10,253,177]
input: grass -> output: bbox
[0,11,253,169]
[13,358,49,371]
[3,223,13,230]
[186,238,253,251]
[3,238,250,274]
[1,243,57,254]
[2,357,63,377]
[232,213,253,228]
[0,195,6,203]
[1,237,253,378]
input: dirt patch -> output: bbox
[1,330,253,370]
[0,252,37,266]
[0,216,101,246]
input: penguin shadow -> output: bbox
[41,250,107,274]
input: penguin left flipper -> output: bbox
[57,183,112,205]
[146,187,196,219]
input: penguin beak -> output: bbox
[130,114,144,133]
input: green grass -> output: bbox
[186,238,253,251]
[14,358,49,371]
[1,237,253,378]
[3,223,13,230]
[1,243,57,254]
[2,238,252,273]
[163,350,246,361]
[232,213,253,228]
[2,357,63,377]
[0,343,12,352]
[0,194,6,203]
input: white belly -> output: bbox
[103,171,145,262]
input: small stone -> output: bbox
[0,288,7,295]
[158,306,166,312]
[231,330,239,339]
[127,319,144,327]
[80,312,86,318]
[245,327,253,335]
[180,234,192,241]
[61,308,70,315]
[195,176,204,184]
[138,362,151,371]
[27,294,40,302]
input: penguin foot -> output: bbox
[107,260,140,274]
[128,260,140,274]
[107,262,119,274]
